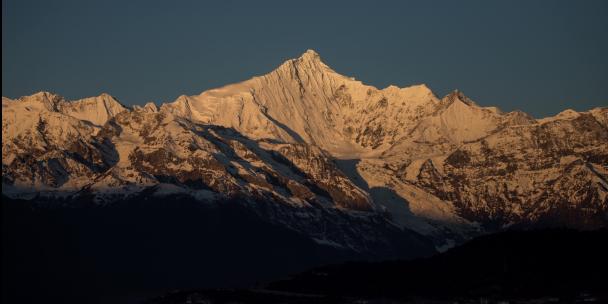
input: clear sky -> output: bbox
[2,0,607,117]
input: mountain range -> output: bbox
[3,49,607,253]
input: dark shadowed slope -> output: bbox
[268,229,608,300]
[144,229,608,304]
[1,195,434,304]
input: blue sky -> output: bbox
[2,0,607,117]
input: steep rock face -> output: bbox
[272,144,372,211]
[407,109,608,229]
[3,49,607,251]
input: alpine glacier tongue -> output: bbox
[2,49,607,251]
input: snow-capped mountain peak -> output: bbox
[59,93,127,126]
[2,50,607,251]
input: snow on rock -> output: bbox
[2,49,607,250]
[59,93,127,126]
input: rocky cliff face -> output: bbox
[3,50,607,252]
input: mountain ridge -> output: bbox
[3,49,607,253]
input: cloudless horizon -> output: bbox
[2,0,607,117]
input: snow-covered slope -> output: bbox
[160,50,442,157]
[2,92,118,195]
[3,50,607,251]
[59,93,127,126]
